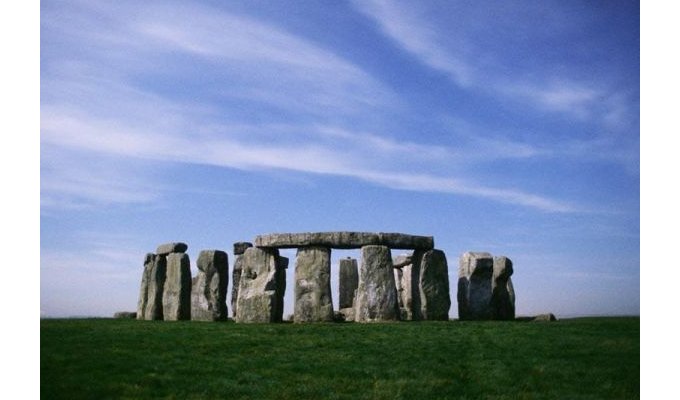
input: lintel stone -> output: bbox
[156,242,188,255]
[254,232,434,250]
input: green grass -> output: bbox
[41,317,639,399]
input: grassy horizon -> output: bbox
[41,317,639,399]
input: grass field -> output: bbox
[41,317,639,399]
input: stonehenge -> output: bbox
[135,242,195,321]
[136,253,154,320]
[231,242,252,318]
[492,256,515,320]
[419,249,451,321]
[156,242,188,256]
[338,257,358,320]
[392,249,451,321]
[294,247,333,322]
[353,245,400,322]
[457,252,515,320]
[255,232,434,250]
[135,233,519,324]
[393,253,421,320]
[142,254,167,320]
[191,250,229,321]
[234,247,286,323]
[163,252,192,321]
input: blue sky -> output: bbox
[40,0,639,318]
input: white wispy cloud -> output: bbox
[351,0,635,125]
[41,1,578,213]
[43,1,392,117]
[41,145,162,210]
[42,95,575,213]
[349,0,473,87]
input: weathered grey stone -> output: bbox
[394,266,404,309]
[294,247,333,323]
[163,253,192,320]
[231,254,245,318]
[156,242,188,256]
[136,253,155,320]
[114,311,137,319]
[492,256,515,320]
[339,258,358,309]
[233,242,252,256]
[354,245,400,322]
[532,313,557,322]
[393,252,423,321]
[457,252,494,320]
[144,254,167,320]
[338,307,355,322]
[254,232,434,250]
[191,250,229,321]
[235,247,285,323]
[419,249,451,320]
[393,254,413,268]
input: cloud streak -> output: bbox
[41,1,580,213]
[352,0,637,126]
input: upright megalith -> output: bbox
[354,245,399,322]
[144,254,167,320]
[231,242,252,318]
[458,252,494,320]
[337,257,357,321]
[235,247,286,323]
[136,253,155,320]
[339,257,358,309]
[393,252,422,321]
[491,256,515,320]
[156,242,188,256]
[419,249,451,320]
[458,252,516,321]
[163,252,192,320]
[191,250,229,321]
[394,266,404,309]
[294,247,333,323]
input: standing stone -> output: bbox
[394,267,404,310]
[191,250,229,321]
[235,247,284,323]
[492,256,515,320]
[419,249,451,320]
[294,247,333,323]
[457,252,494,320]
[163,253,192,321]
[144,254,167,320]
[354,245,399,322]
[136,253,155,320]
[338,258,358,309]
[231,242,253,318]
[393,252,423,321]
